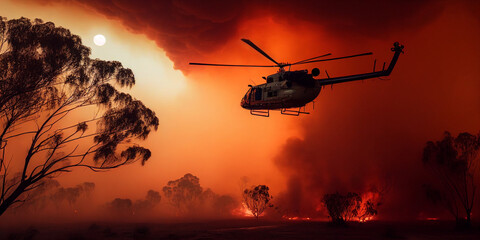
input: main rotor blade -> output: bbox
[292,53,332,65]
[189,62,277,67]
[291,52,373,66]
[241,39,281,66]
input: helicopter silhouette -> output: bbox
[190,39,404,117]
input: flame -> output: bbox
[356,192,381,222]
[282,215,311,221]
[358,216,373,223]
[231,203,254,217]
[314,191,381,222]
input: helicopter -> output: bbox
[190,39,404,117]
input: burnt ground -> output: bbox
[1,219,480,240]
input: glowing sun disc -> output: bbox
[93,34,106,46]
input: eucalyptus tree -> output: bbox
[243,185,273,219]
[423,131,480,227]
[0,17,158,216]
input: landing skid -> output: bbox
[250,109,270,117]
[249,106,310,117]
[280,106,310,116]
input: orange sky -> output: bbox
[1,0,299,202]
[1,0,479,220]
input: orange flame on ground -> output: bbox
[282,216,311,221]
[231,203,254,217]
[313,191,381,223]
[358,216,373,223]
[356,192,380,222]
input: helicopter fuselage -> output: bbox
[190,39,404,116]
[240,70,321,110]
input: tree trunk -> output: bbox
[466,210,471,227]
[0,182,27,216]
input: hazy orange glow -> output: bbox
[1,0,479,223]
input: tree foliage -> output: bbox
[13,180,94,213]
[422,131,480,226]
[134,189,161,213]
[0,17,158,216]
[50,182,95,206]
[107,198,133,216]
[242,185,273,219]
[162,173,237,217]
[162,173,203,214]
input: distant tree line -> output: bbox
[106,190,161,216]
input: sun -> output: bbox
[93,34,106,46]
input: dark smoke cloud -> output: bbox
[273,2,480,219]
[29,0,443,70]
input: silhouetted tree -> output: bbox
[162,173,203,214]
[12,180,94,213]
[200,188,216,202]
[50,182,95,207]
[146,189,161,203]
[82,182,95,197]
[423,183,459,219]
[322,192,362,224]
[134,189,161,213]
[198,188,238,217]
[213,194,237,217]
[108,198,133,216]
[422,131,480,227]
[15,178,60,211]
[243,185,273,219]
[0,17,158,216]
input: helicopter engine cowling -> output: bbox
[311,68,320,77]
[286,80,292,88]
[281,80,293,88]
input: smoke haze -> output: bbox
[2,0,479,222]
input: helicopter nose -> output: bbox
[240,98,248,109]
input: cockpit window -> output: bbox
[254,88,262,100]
[243,89,251,101]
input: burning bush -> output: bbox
[322,191,381,224]
[322,192,361,224]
